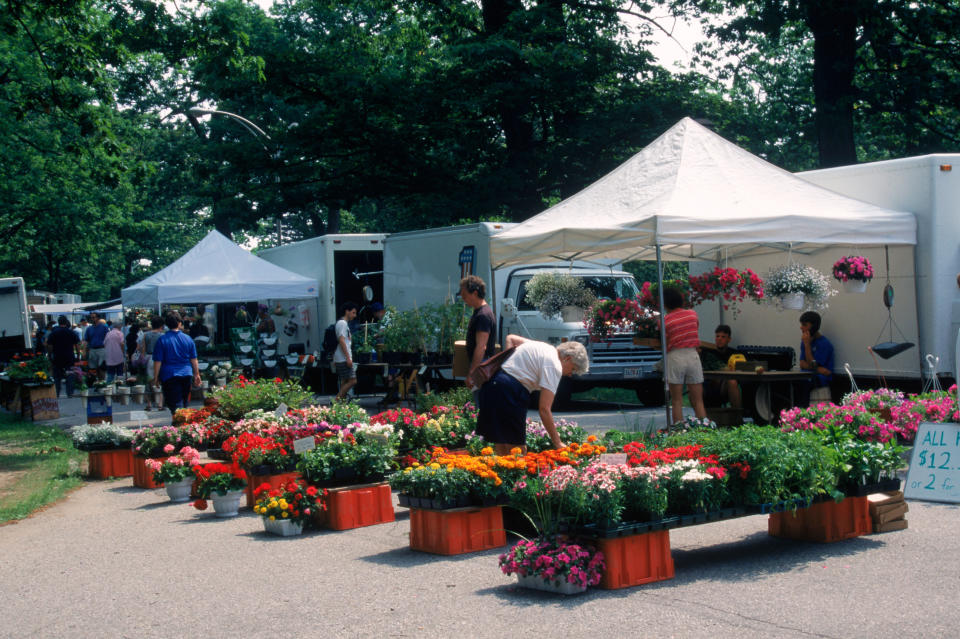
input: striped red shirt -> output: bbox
[664,309,699,351]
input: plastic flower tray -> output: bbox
[749,498,814,515]
[844,478,901,497]
[409,505,506,555]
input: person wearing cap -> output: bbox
[370,302,386,323]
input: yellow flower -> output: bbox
[269,515,276,521]
[428,462,440,470]
[278,499,288,509]
[281,511,289,518]
[403,467,412,473]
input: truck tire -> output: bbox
[635,381,665,407]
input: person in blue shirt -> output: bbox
[83,313,110,380]
[798,311,834,406]
[151,311,202,415]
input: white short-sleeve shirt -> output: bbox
[333,319,351,363]
[500,340,562,394]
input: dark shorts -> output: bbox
[335,362,356,382]
[477,371,530,446]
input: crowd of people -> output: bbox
[40,310,209,416]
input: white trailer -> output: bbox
[258,233,386,354]
[797,154,960,381]
[383,223,665,404]
[0,277,33,359]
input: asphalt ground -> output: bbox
[4,394,958,638]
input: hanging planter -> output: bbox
[833,255,873,294]
[763,263,835,312]
[842,279,868,293]
[780,292,805,310]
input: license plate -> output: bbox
[623,368,640,378]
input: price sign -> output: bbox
[293,436,315,454]
[904,422,960,503]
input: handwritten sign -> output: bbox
[598,453,627,466]
[292,436,315,454]
[904,422,960,503]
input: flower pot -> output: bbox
[261,349,276,358]
[131,384,146,403]
[284,355,300,365]
[164,476,195,503]
[323,482,395,530]
[102,386,114,407]
[152,390,163,406]
[245,470,301,508]
[516,574,587,595]
[591,530,675,589]
[133,456,169,489]
[842,279,868,293]
[768,496,872,542]
[200,380,209,390]
[780,292,805,310]
[116,386,130,406]
[560,305,585,324]
[263,518,303,536]
[210,489,245,517]
[216,377,227,387]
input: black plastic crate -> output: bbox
[738,345,795,371]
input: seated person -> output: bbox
[699,324,742,409]
[797,311,834,406]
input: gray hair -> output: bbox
[556,341,589,375]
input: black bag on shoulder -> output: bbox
[472,347,516,387]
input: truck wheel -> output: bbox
[635,382,665,407]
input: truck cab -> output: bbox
[499,266,664,405]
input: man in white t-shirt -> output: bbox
[477,334,589,454]
[333,301,359,401]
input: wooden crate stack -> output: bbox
[868,491,908,533]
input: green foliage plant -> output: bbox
[524,273,596,319]
[210,376,313,421]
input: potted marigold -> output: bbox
[254,479,328,536]
[192,463,248,517]
[145,446,202,502]
[832,255,874,293]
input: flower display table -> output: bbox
[768,496,872,543]
[409,505,506,555]
[319,481,394,531]
[588,530,674,590]
[87,448,135,479]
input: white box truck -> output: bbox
[726,154,957,388]
[257,233,386,354]
[797,154,960,383]
[0,277,33,359]
[383,223,665,405]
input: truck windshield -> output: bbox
[516,275,639,310]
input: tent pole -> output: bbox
[656,244,671,428]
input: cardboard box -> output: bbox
[453,340,468,377]
[873,518,908,533]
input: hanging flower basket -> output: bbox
[832,255,873,291]
[780,292,805,310]
[763,263,835,312]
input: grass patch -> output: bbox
[571,387,638,404]
[0,414,85,523]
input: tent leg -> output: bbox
[656,245,671,428]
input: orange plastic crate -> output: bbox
[132,455,169,489]
[409,505,506,555]
[593,530,674,589]
[245,471,301,508]
[87,448,134,479]
[323,482,395,530]
[768,496,872,543]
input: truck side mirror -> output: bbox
[500,298,517,319]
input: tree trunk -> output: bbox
[808,1,858,168]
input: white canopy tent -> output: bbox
[490,117,917,269]
[122,230,319,309]
[488,117,918,423]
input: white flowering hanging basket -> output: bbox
[764,263,835,312]
[780,292,805,310]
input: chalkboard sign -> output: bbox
[904,422,960,503]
